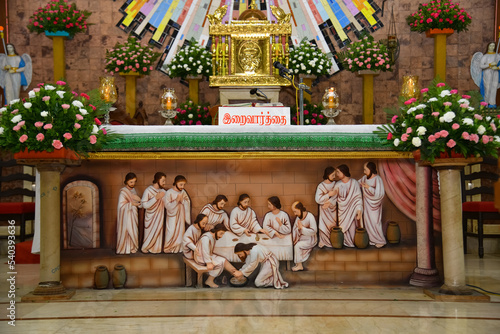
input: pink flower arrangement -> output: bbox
[406,0,472,34]
[339,34,393,73]
[173,100,212,126]
[105,37,160,76]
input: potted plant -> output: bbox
[0,81,110,157]
[27,0,92,37]
[173,100,212,125]
[377,79,500,163]
[105,37,161,76]
[406,0,472,34]
[290,100,327,125]
[288,39,332,77]
[338,34,393,73]
[164,39,212,79]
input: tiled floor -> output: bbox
[0,254,499,333]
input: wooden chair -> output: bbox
[462,158,500,258]
[0,159,35,242]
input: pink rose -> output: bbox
[401,134,409,142]
[462,95,471,99]
[42,96,50,102]
[56,80,66,85]
[387,133,393,140]
[421,88,429,93]
[491,122,497,132]
[74,123,81,129]
[443,102,452,107]
[13,125,21,131]
[404,100,413,105]
[89,135,97,144]
[391,115,398,123]
[446,139,456,148]
[415,114,424,119]
[474,114,483,120]
[462,132,470,140]
[63,132,72,140]
[19,134,28,143]
[43,124,53,130]
[452,123,460,130]
[33,88,40,93]
[428,135,436,143]
[460,104,468,108]
[76,114,83,120]
[102,128,107,135]
[52,140,63,149]
[94,118,102,125]
[436,83,446,87]
[469,134,479,143]
[36,133,45,141]
[62,104,70,110]
[434,132,441,139]
[439,130,449,138]
[450,89,458,94]
[35,121,44,128]
[482,135,490,144]
[11,109,18,114]
[480,101,489,107]
[432,112,440,117]
[406,127,412,134]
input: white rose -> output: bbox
[407,107,417,114]
[45,85,55,90]
[188,114,193,119]
[486,116,492,121]
[428,97,438,102]
[440,90,451,97]
[416,126,427,136]
[412,137,422,147]
[462,118,473,125]
[307,70,311,74]
[92,125,99,134]
[11,115,22,123]
[0,127,3,135]
[477,125,486,135]
[79,108,88,115]
[468,107,475,111]
[495,136,500,143]
[28,90,36,98]
[416,104,426,109]
[0,107,6,114]
[9,99,20,105]
[172,65,176,69]
[41,111,49,117]
[23,102,32,109]
[458,98,469,104]
[56,91,66,99]
[394,138,400,147]
[72,100,84,108]
[442,111,455,123]
[305,119,310,124]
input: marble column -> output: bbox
[410,164,440,287]
[434,163,473,295]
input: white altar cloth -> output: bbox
[213,231,293,262]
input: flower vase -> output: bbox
[186,75,203,105]
[425,28,454,81]
[119,72,142,119]
[44,31,72,82]
[356,70,380,124]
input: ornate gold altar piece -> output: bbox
[208,4,291,87]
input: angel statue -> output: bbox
[0,43,32,105]
[471,42,500,107]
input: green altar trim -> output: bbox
[102,132,389,151]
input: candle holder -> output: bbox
[159,88,178,125]
[321,87,341,124]
[99,76,118,124]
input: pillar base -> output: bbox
[22,282,75,302]
[424,286,490,302]
[409,267,441,287]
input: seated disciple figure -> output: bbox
[182,214,208,259]
[359,162,386,248]
[316,166,337,248]
[229,194,270,237]
[262,196,291,239]
[199,194,229,232]
[141,172,167,254]
[291,201,317,272]
[116,172,142,254]
[331,164,363,248]
[233,242,288,289]
[163,175,191,253]
[194,224,241,288]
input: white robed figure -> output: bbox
[471,42,500,106]
[262,196,291,238]
[200,195,229,231]
[359,162,386,248]
[182,214,208,259]
[315,167,337,248]
[164,175,191,253]
[141,172,167,254]
[291,201,317,272]
[233,243,288,289]
[116,173,142,254]
[0,43,32,105]
[331,165,363,248]
[229,194,269,237]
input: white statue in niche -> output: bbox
[0,43,32,105]
[471,42,500,107]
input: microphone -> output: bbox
[250,88,268,100]
[273,61,292,75]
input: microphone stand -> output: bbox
[278,70,311,125]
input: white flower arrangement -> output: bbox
[288,39,332,76]
[164,40,212,79]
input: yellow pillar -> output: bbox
[357,71,379,124]
[188,77,200,105]
[51,36,66,81]
[120,72,141,118]
[433,34,448,81]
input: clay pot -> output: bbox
[112,264,127,289]
[330,227,344,249]
[94,265,109,289]
[387,222,401,244]
[354,228,369,249]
